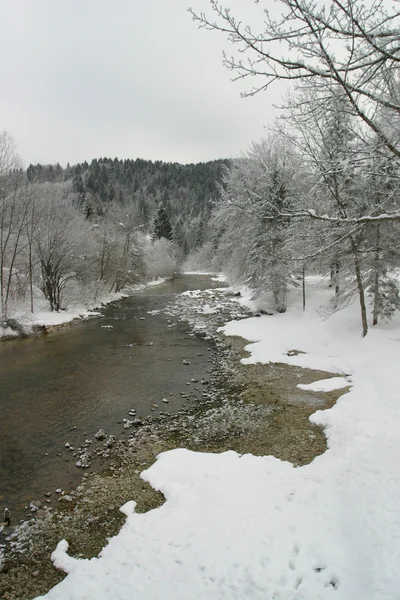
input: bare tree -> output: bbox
[190,0,400,158]
[34,183,85,311]
[0,131,21,177]
[0,132,27,318]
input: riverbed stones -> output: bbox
[76,451,91,468]
[94,429,106,441]
[105,436,116,448]
[57,495,72,503]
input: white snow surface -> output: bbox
[297,377,351,392]
[35,276,400,600]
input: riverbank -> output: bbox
[0,281,346,600]
[0,278,169,340]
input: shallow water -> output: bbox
[0,275,220,522]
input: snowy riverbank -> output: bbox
[7,275,400,599]
[0,278,168,340]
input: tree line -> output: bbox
[27,155,229,253]
[0,136,228,325]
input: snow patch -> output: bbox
[297,377,351,392]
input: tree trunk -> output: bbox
[351,238,368,337]
[335,260,340,297]
[372,224,380,326]
[302,265,306,311]
[29,243,34,313]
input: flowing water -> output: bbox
[0,275,221,523]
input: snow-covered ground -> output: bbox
[0,278,168,339]
[34,276,400,600]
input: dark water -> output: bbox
[0,275,220,522]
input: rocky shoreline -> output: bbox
[0,286,344,600]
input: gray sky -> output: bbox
[0,0,281,166]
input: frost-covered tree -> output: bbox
[191,0,400,161]
[213,138,296,311]
[146,237,177,279]
[360,145,400,324]
[0,132,27,318]
[34,183,87,311]
[111,206,146,292]
[274,86,376,334]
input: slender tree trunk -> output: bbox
[29,243,34,313]
[372,224,380,326]
[329,264,334,287]
[350,238,368,337]
[335,260,340,297]
[302,264,306,311]
[0,207,6,316]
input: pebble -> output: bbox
[58,495,73,502]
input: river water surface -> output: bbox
[0,275,220,522]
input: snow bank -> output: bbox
[35,277,400,600]
[183,270,223,277]
[145,276,169,287]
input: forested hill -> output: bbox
[26,157,230,252]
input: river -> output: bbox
[0,275,221,523]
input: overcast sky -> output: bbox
[0,0,283,166]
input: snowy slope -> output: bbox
[35,277,400,600]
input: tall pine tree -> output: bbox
[153,205,173,241]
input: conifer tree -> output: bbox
[153,205,173,241]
